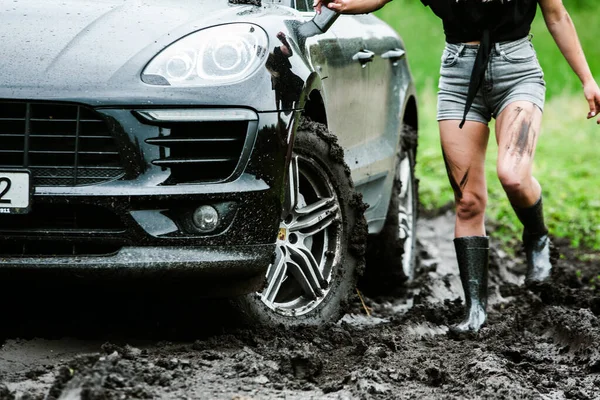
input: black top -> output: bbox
[421,0,539,127]
[421,0,538,43]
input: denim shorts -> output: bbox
[437,36,546,124]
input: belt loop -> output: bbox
[528,33,534,41]
[494,42,501,55]
[457,44,465,56]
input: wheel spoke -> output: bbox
[288,245,325,296]
[398,205,410,222]
[286,258,318,300]
[295,197,335,215]
[284,156,300,213]
[399,225,409,240]
[290,197,338,235]
[294,213,338,236]
[265,245,285,283]
[297,246,326,285]
[262,250,287,304]
[399,205,411,240]
[398,156,410,199]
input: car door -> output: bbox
[357,15,406,186]
[322,15,373,181]
[293,4,371,177]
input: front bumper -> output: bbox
[0,244,274,296]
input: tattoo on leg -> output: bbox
[442,148,462,199]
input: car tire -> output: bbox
[233,118,367,327]
[363,124,419,289]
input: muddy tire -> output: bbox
[233,118,367,327]
[363,125,419,289]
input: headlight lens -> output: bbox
[143,23,269,86]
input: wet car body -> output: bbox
[0,0,417,296]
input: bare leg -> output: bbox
[440,120,490,333]
[495,101,542,207]
[495,101,552,282]
[439,120,490,238]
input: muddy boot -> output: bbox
[512,197,552,283]
[450,236,489,334]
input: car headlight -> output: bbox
[142,23,269,86]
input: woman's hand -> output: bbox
[584,80,600,124]
[313,0,388,15]
[313,0,325,14]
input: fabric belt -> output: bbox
[459,29,493,129]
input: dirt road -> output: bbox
[1,212,599,399]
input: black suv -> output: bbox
[0,0,418,326]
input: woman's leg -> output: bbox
[495,101,542,206]
[495,101,552,282]
[440,120,490,333]
[440,120,490,237]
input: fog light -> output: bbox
[192,205,219,232]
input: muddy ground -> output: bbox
[1,212,600,399]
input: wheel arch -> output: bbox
[299,72,328,126]
[402,94,418,133]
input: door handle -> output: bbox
[352,50,375,66]
[381,48,406,65]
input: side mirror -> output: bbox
[297,6,340,38]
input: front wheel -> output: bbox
[234,119,367,327]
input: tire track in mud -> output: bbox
[1,212,600,399]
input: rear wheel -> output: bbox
[234,119,367,327]
[364,125,419,288]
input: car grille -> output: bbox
[0,101,125,186]
[147,121,248,183]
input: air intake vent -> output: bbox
[0,102,125,186]
[147,121,249,183]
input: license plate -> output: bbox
[0,170,32,214]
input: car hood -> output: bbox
[0,0,260,89]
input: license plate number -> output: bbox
[0,170,32,214]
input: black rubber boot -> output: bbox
[512,197,552,283]
[450,236,489,334]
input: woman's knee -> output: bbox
[455,191,487,222]
[497,166,527,196]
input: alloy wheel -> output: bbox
[259,155,342,316]
[397,149,415,280]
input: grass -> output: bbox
[375,1,600,249]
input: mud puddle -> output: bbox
[1,211,600,399]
